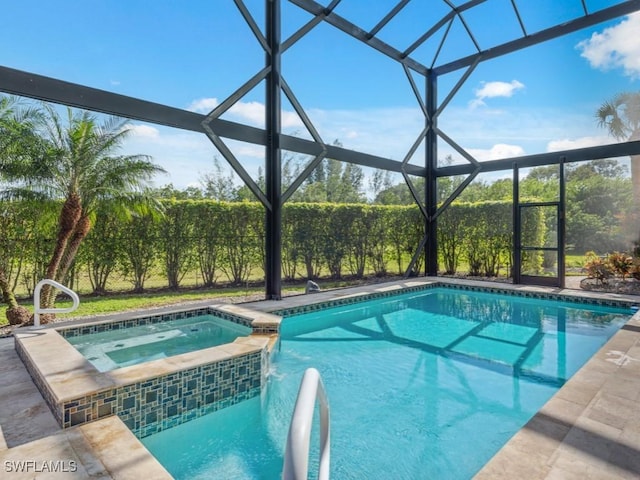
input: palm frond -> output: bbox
[596,91,640,141]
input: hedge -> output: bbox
[0,200,545,294]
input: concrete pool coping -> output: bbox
[2,277,640,478]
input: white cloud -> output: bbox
[227,100,265,126]
[187,97,303,129]
[466,143,526,161]
[121,125,220,187]
[282,111,304,129]
[307,106,425,159]
[470,80,525,108]
[127,124,160,139]
[577,12,640,78]
[110,80,121,86]
[344,130,358,139]
[546,135,614,152]
[188,97,219,113]
[225,139,265,159]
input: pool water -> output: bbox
[142,288,632,479]
[66,315,251,372]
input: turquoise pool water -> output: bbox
[67,315,251,371]
[142,288,632,479]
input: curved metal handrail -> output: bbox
[33,279,80,328]
[283,367,331,480]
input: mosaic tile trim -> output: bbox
[57,306,253,339]
[273,281,638,317]
[272,284,438,317]
[60,349,266,436]
[252,324,280,335]
[209,309,255,329]
[137,386,261,438]
[135,342,269,437]
[441,282,639,308]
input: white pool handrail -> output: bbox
[33,279,80,328]
[283,367,330,480]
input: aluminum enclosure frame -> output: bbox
[1,0,640,298]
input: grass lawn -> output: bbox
[566,253,587,276]
[1,254,589,328]
[0,286,301,328]
[0,276,387,327]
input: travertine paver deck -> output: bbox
[0,337,171,478]
[0,415,171,479]
[0,336,59,449]
[1,277,640,479]
[475,319,640,479]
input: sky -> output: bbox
[1,0,639,191]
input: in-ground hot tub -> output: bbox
[15,304,281,437]
[64,314,252,372]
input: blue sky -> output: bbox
[1,1,639,190]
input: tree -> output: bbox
[2,104,165,312]
[294,158,365,203]
[596,92,640,204]
[369,169,393,201]
[120,212,159,292]
[200,157,239,201]
[0,96,45,324]
[152,183,203,200]
[526,159,632,253]
[78,205,124,295]
[287,139,366,203]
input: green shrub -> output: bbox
[584,251,612,283]
[606,251,634,280]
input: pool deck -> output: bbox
[2,277,640,478]
[0,336,173,479]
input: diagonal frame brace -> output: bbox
[433,165,480,220]
[404,233,428,278]
[431,17,455,69]
[509,0,527,36]
[437,127,480,168]
[403,64,428,119]
[282,150,328,203]
[279,76,328,203]
[436,57,480,118]
[204,66,271,121]
[403,0,488,58]
[450,3,481,52]
[282,0,342,52]
[281,77,324,145]
[233,0,271,54]
[289,0,429,74]
[369,0,411,38]
[282,16,324,52]
[401,126,430,221]
[202,123,271,210]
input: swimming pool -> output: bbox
[66,315,252,372]
[141,287,632,479]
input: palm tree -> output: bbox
[3,104,166,313]
[596,91,640,204]
[0,96,44,325]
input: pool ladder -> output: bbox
[33,279,80,328]
[283,368,331,480]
